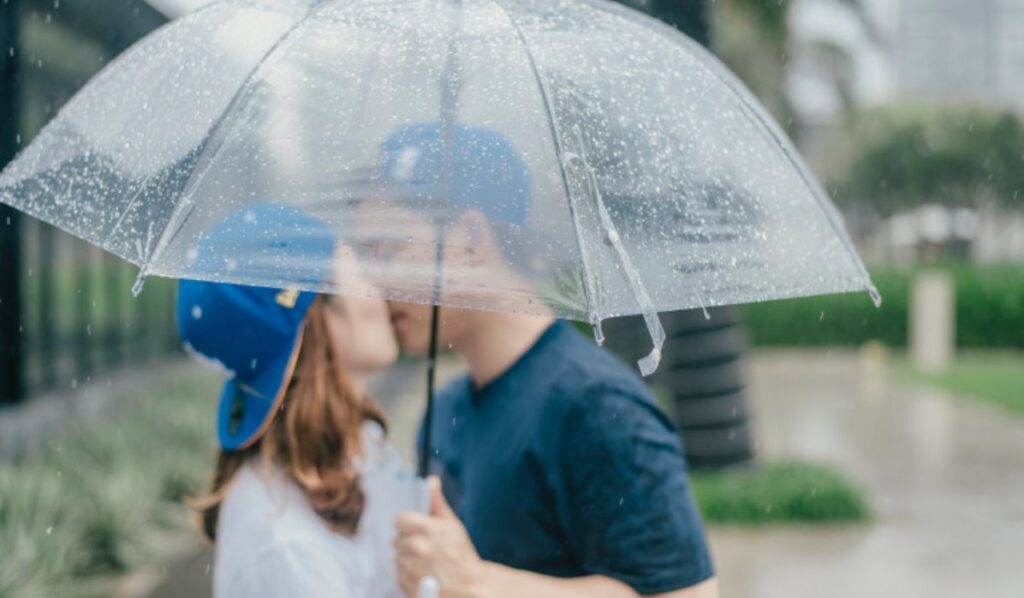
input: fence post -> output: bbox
[910,271,955,372]
[1,0,23,405]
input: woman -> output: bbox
[176,203,423,598]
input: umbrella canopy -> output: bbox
[0,0,877,376]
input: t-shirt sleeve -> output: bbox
[554,387,714,594]
[216,542,357,598]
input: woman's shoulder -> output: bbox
[218,462,350,547]
[215,462,372,596]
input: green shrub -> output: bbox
[743,265,1024,348]
[692,460,870,524]
[0,369,219,598]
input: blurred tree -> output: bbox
[803,38,857,113]
[710,0,879,127]
[710,0,793,125]
[828,103,1024,215]
[618,0,711,46]
[1,0,24,404]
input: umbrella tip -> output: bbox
[591,319,606,347]
[132,272,147,297]
[869,285,882,308]
[638,346,661,377]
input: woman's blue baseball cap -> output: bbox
[176,203,336,451]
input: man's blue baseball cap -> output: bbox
[379,122,532,225]
[176,203,336,451]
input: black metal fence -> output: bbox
[1,0,176,405]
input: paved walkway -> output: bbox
[711,351,1024,598]
[147,351,1024,597]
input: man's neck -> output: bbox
[453,311,556,389]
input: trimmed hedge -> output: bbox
[692,460,870,524]
[743,265,1024,348]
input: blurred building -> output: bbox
[894,0,1024,108]
[788,0,1024,264]
[789,0,1024,126]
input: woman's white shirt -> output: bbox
[213,421,426,598]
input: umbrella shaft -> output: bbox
[419,302,441,478]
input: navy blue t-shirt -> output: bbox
[424,322,714,594]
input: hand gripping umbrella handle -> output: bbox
[418,576,440,598]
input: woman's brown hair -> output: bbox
[189,296,386,541]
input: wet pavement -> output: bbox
[146,351,1024,597]
[710,351,1024,598]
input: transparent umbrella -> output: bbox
[0,0,877,467]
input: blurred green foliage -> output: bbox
[711,0,874,129]
[0,369,218,598]
[692,460,870,524]
[711,0,793,124]
[743,265,1024,348]
[828,102,1024,214]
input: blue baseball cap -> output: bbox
[379,122,532,225]
[176,203,336,451]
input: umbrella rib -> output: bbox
[487,0,601,324]
[139,0,336,281]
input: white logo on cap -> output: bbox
[391,145,421,182]
[275,289,300,308]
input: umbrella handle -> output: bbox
[418,576,440,598]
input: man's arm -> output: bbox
[393,478,719,598]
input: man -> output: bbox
[367,123,717,598]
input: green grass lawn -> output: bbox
[691,461,870,525]
[652,385,870,525]
[894,352,1024,415]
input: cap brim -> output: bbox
[216,327,304,451]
